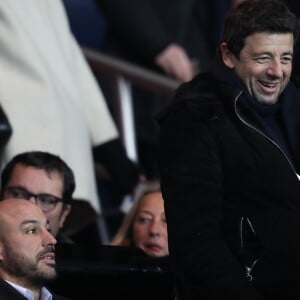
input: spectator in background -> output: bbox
[0,198,70,300]
[111,180,168,257]
[0,151,76,244]
[96,0,215,180]
[0,0,143,243]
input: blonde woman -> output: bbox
[111,180,168,257]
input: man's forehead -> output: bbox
[7,165,64,195]
[0,199,44,217]
[12,164,60,179]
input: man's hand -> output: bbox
[154,43,195,82]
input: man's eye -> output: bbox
[10,189,27,198]
[27,228,37,235]
[281,56,292,64]
[11,190,21,196]
[39,196,57,204]
[256,56,269,63]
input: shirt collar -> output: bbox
[5,280,53,300]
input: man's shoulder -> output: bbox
[0,279,27,299]
[0,279,71,300]
[175,72,216,101]
[156,72,222,122]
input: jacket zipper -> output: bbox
[239,217,258,281]
[234,91,299,179]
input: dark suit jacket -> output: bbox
[0,279,71,300]
[97,0,214,72]
[96,0,216,179]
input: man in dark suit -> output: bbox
[0,198,70,299]
[96,0,215,179]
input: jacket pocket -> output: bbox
[239,217,264,281]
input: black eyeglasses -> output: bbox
[5,186,63,212]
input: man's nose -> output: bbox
[43,229,57,246]
[267,59,283,78]
[28,195,37,205]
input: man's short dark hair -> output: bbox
[1,151,75,204]
[221,0,299,58]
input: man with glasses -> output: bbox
[0,151,75,244]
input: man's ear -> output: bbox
[59,204,71,229]
[220,43,235,69]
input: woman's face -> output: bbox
[132,192,169,257]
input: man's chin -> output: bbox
[39,263,57,278]
[256,94,279,105]
[41,268,57,281]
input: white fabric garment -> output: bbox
[0,0,119,213]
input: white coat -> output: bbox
[0,0,119,213]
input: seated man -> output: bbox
[0,151,75,244]
[0,198,70,299]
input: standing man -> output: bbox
[157,0,300,299]
[0,198,70,299]
[97,0,214,179]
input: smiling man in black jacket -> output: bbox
[157,1,300,299]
